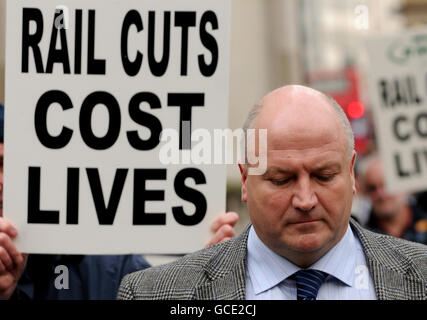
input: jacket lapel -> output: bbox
[351,219,426,300]
[193,228,250,300]
[366,258,426,300]
[194,264,246,299]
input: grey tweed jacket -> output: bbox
[117,219,427,300]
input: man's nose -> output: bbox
[292,177,318,212]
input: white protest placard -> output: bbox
[365,28,427,193]
[4,0,230,254]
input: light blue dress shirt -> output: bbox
[245,224,377,300]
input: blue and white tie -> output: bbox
[293,269,328,300]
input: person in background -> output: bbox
[0,102,239,300]
[358,153,427,244]
[350,158,372,226]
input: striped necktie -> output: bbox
[293,269,328,300]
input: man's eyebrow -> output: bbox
[264,163,341,174]
[312,162,341,171]
[263,167,293,177]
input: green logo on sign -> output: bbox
[387,34,427,65]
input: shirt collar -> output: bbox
[246,224,357,295]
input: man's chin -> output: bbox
[294,241,324,253]
[285,231,333,254]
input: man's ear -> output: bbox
[238,163,248,202]
[350,151,357,195]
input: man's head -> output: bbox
[239,85,356,268]
[358,154,407,219]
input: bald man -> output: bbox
[117,85,427,300]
